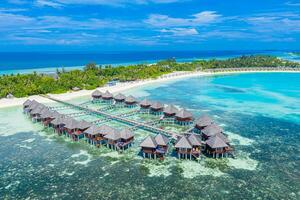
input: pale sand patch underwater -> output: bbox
[70,150,93,166]
[225,131,255,146]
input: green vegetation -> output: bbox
[0,55,299,98]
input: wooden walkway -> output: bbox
[43,95,179,138]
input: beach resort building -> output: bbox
[175,109,193,126]
[139,98,152,113]
[194,115,214,133]
[150,101,164,115]
[125,95,138,107]
[174,134,202,160]
[114,93,126,105]
[140,134,169,159]
[205,135,232,158]
[201,124,223,140]
[92,90,102,102]
[101,91,114,103]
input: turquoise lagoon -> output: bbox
[0,72,299,199]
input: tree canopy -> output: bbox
[0,55,299,98]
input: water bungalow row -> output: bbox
[23,92,234,160]
[140,115,234,160]
[23,99,134,151]
[91,91,233,159]
[91,90,194,126]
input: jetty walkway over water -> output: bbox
[43,95,179,139]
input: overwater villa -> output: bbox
[103,128,120,149]
[92,90,102,101]
[23,96,234,160]
[140,136,157,159]
[175,109,193,126]
[205,135,232,158]
[23,99,32,113]
[76,120,92,141]
[174,134,202,160]
[150,101,164,115]
[140,134,169,159]
[63,118,80,139]
[104,128,134,151]
[25,100,40,114]
[49,114,66,135]
[174,136,193,159]
[139,98,152,113]
[119,128,134,150]
[40,109,57,126]
[30,104,48,122]
[194,115,214,133]
[125,95,138,107]
[163,105,178,118]
[201,124,223,140]
[154,134,169,158]
[102,90,114,103]
[114,93,126,104]
[84,125,102,146]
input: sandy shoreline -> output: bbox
[0,70,299,109]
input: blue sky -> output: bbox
[0,0,300,51]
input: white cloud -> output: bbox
[160,28,198,36]
[285,1,300,6]
[145,11,221,27]
[35,0,64,8]
[35,0,183,7]
[246,13,300,33]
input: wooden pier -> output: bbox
[43,95,179,138]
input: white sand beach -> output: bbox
[0,69,299,109]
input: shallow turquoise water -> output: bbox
[0,73,299,199]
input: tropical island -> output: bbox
[0,55,299,98]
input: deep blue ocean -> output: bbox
[0,50,299,75]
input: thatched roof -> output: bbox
[50,115,66,126]
[98,124,115,135]
[163,105,178,115]
[195,115,214,128]
[50,111,61,119]
[120,128,134,140]
[114,93,126,101]
[150,101,163,110]
[206,135,228,148]
[202,124,223,137]
[102,90,113,99]
[30,104,47,115]
[40,108,52,119]
[64,118,79,130]
[92,90,102,98]
[104,129,120,141]
[84,125,101,135]
[175,109,193,119]
[140,136,157,148]
[154,134,169,146]
[78,120,92,130]
[174,136,192,149]
[187,134,202,146]
[216,133,229,144]
[23,99,32,107]
[28,100,40,109]
[125,95,137,103]
[139,98,152,107]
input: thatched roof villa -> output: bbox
[140,134,169,159]
[175,109,193,126]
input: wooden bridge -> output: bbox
[43,95,180,138]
